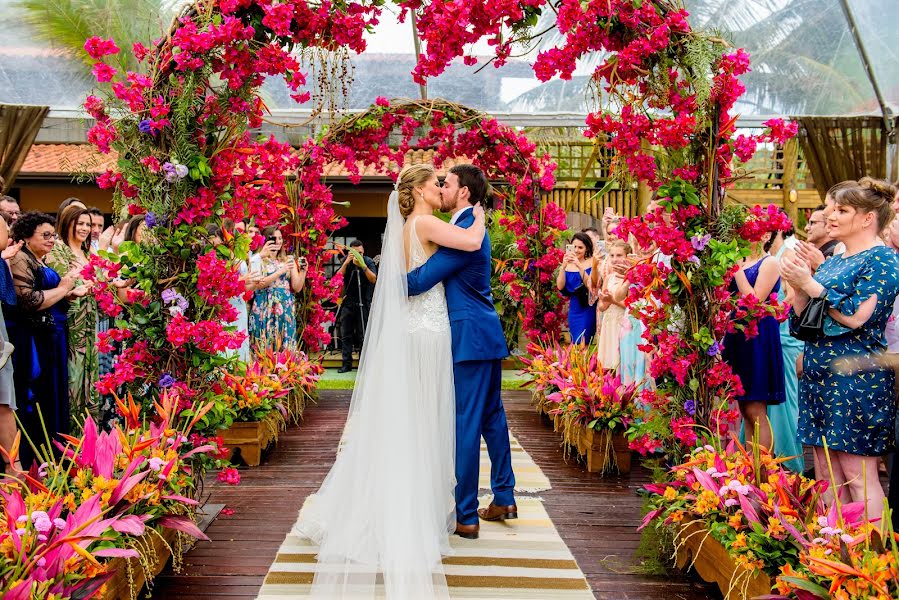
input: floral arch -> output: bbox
[289,97,566,349]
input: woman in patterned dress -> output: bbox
[248,226,306,350]
[784,178,899,519]
[47,206,98,427]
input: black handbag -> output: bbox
[792,294,827,342]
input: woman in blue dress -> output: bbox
[555,232,596,344]
[6,212,90,468]
[765,228,804,472]
[783,178,899,519]
[722,232,785,451]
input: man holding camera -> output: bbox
[337,239,377,373]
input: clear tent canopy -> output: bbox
[0,0,895,120]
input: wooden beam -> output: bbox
[781,138,800,225]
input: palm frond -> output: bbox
[15,0,179,73]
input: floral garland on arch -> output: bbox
[80,0,379,423]
[290,97,566,344]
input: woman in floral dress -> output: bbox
[249,225,306,351]
[47,206,98,427]
[784,178,899,519]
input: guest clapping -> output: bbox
[47,206,99,425]
[783,178,899,519]
[249,226,305,349]
[6,212,90,467]
[556,232,597,344]
[596,241,632,370]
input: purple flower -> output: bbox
[161,288,177,304]
[707,341,721,356]
[683,399,696,416]
[144,212,159,228]
[138,119,153,134]
[690,233,711,252]
[176,296,189,313]
[162,162,179,183]
[174,164,189,179]
[158,373,176,389]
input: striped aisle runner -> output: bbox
[479,433,551,493]
[257,497,593,599]
[257,432,591,599]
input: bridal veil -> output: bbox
[293,190,456,599]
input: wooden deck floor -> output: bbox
[153,390,718,600]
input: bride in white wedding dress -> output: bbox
[293,164,486,599]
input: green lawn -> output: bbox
[317,368,530,391]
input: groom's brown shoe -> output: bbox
[454,522,479,540]
[478,502,518,521]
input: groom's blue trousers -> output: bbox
[454,359,516,525]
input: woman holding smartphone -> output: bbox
[248,225,306,351]
[556,232,597,344]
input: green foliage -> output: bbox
[488,209,525,350]
[16,0,181,73]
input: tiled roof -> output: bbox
[20,143,464,179]
[21,144,118,177]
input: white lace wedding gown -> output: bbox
[293,196,456,599]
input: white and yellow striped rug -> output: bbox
[479,433,551,493]
[257,497,592,599]
[257,433,590,599]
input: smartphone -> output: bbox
[565,244,575,253]
[298,257,308,268]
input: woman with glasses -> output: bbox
[6,212,90,467]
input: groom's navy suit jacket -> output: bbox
[407,207,508,363]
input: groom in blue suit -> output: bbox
[407,164,516,540]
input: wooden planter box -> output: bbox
[220,411,283,467]
[102,526,180,600]
[675,521,772,600]
[574,425,632,475]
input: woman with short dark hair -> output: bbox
[6,211,90,467]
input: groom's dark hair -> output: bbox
[450,164,489,206]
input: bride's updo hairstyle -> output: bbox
[396,164,436,219]
[834,177,897,232]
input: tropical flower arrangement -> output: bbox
[521,341,644,435]
[771,518,899,600]
[518,339,567,408]
[640,442,872,590]
[0,393,212,599]
[547,346,642,433]
[214,347,323,425]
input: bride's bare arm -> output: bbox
[415,206,486,251]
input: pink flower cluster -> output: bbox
[166,314,246,354]
[196,250,245,321]
[396,0,545,83]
